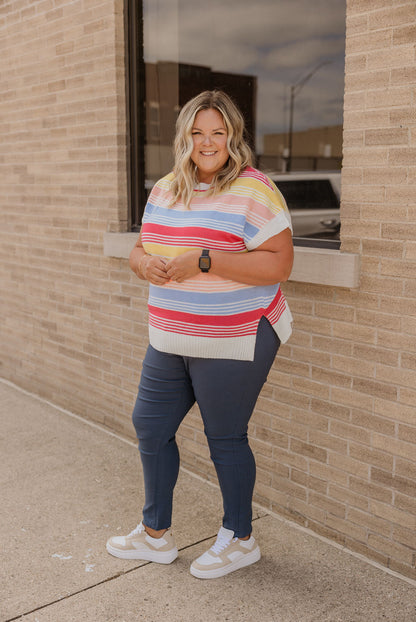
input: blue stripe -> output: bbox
[144,203,255,238]
[148,284,279,316]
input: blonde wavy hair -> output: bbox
[170,90,253,208]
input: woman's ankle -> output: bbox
[143,524,167,539]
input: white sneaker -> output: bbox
[190,526,261,579]
[106,522,178,564]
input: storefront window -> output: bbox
[126,0,346,247]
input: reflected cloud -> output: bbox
[144,0,345,142]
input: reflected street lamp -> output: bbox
[287,61,331,173]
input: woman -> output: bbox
[106,90,293,579]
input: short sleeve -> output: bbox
[243,174,293,250]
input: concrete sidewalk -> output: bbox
[1,379,415,622]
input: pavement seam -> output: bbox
[2,378,416,590]
[3,524,269,622]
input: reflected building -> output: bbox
[260,125,343,173]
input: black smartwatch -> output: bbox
[199,249,211,273]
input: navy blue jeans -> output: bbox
[132,316,280,538]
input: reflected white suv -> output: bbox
[269,172,341,240]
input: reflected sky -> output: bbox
[144,0,346,149]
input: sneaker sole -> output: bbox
[190,545,261,579]
[106,542,178,564]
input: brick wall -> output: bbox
[0,0,146,437]
[0,0,415,580]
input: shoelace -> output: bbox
[127,523,145,538]
[210,533,238,555]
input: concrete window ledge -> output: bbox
[103,232,360,289]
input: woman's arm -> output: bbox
[165,228,294,286]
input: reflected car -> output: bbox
[269,172,341,240]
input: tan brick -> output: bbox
[309,492,346,518]
[315,302,355,322]
[396,458,416,482]
[331,421,371,445]
[362,167,408,187]
[331,387,374,413]
[311,366,352,389]
[391,66,416,86]
[349,443,394,471]
[376,363,416,389]
[389,147,416,166]
[368,4,416,30]
[372,433,415,462]
[398,423,416,444]
[357,309,399,331]
[348,507,391,537]
[365,128,408,146]
[272,446,309,472]
[328,453,370,479]
[402,316,416,335]
[393,24,416,46]
[359,275,403,296]
[333,321,377,345]
[350,410,396,436]
[344,109,390,131]
[312,335,353,357]
[367,45,415,71]
[365,86,412,109]
[291,377,330,400]
[309,430,349,455]
[329,483,369,511]
[350,476,393,505]
[288,498,325,524]
[368,534,414,566]
[310,398,350,422]
[326,514,367,542]
[254,425,288,450]
[348,0,395,14]
[290,439,327,464]
[346,12,369,36]
[270,416,308,443]
[291,346,331,368]
[394,493,416,516]
[345,54,367,74]
[393,525,416,550]
[346,29,392,54]
[405,242,416,260]
[353,343,399,367]
[371,467,416,497]
[342,129,365,148]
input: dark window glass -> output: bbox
[126,0,346,246]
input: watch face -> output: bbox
[199,256,210,271]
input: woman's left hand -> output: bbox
[165,250,200,283]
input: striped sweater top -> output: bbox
[140,166,293,361]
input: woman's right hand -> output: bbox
[138,255,169,285]
[129,235,169,285]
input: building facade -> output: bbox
[1,0,415,580]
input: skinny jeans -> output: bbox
[132,316,280,538]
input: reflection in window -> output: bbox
[128,0,346,244]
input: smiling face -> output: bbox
[190,108,229,183]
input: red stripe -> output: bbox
[142,223,244,247]
[148,304,261,327]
